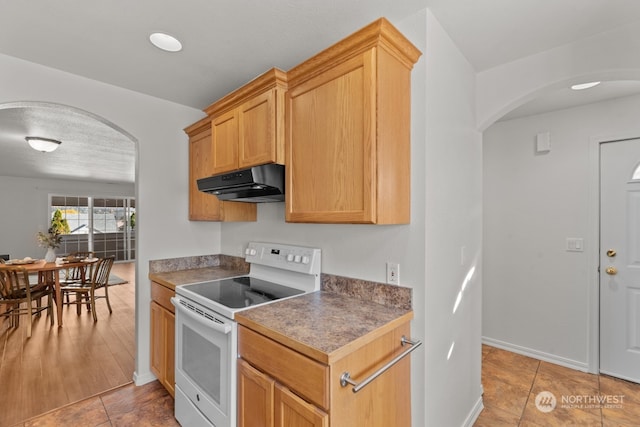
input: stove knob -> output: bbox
[294,255,302,263]
[244,248,251,256]
[302,256,310,264]
[286,254,294,262]
[248,249,257,256]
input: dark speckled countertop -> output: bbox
[236,291,413,364]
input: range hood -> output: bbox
[197,164,285,202]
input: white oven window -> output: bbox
[183,327,222,404]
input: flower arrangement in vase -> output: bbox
[37,227,62,262]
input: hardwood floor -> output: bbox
[475,345,640,426]
[0,262,136,426]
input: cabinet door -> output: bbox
[150,301,164,380]
[239,89,277,169]
[286,51,376,223]
[150,301,176,397]
[212,109,239,174]
[238,359,274,427]
[274,383,328,427]
[189,124,223,221]
[164,308,175,397]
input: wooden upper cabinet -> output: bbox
[285,18,421,224]
[206,68,287,175]
[211,109,239,174]
[185,117,256,222]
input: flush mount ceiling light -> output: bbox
[25,136,62,152]
[571,81,601,90]
[149,32,182,52]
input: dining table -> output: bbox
[2,258,97,326]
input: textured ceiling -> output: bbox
[0,103,135,184]
[1,0,640,184]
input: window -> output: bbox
[49,195,135,261]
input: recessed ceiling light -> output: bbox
[571,81,601,91]
[149,32,182,52]
[25,136,62,152]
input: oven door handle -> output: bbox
[171,297,232,335]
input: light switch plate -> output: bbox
[566,238,584,252]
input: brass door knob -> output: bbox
[605,267,618,275]
[606,250,617,257]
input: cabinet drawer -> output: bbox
[151,281,175,313]
[238,326,329,410]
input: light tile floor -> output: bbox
[475,345,640,426]
[13,381,178,427]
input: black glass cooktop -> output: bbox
[181,276,304,309]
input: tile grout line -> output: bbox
[517,360,541,426]
[98,394,112,426]
[597,373,603,427]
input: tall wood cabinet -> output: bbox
[285,18,421,224]
[185,117,256,221]
[150,281,176,397]
[205,68,287,175]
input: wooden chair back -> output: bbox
[0,267,35,301]
[63,251,96,282]
[91,256,114,290]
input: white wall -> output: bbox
[0,52,222,383]
[0,175,133,259]
[423,9,483,427]
[483,93,640,368]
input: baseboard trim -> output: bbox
[482,337,588,372]
[133,370,158,386]
[599,369,640,384]
[462,396,484,427]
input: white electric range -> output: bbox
[171,242,321,427]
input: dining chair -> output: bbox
[60,251,95,303]
[60,256,114,321]
[0,266,54,338]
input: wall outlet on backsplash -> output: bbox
[386,262,400,285]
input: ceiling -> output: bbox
[1,0,640,184]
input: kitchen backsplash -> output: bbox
[149,254,249,274]
[150,254,412,310]
[321,273,412,310]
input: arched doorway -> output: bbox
[0,101,139,424]
[481,78,640,378]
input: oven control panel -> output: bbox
[244,242,321,275]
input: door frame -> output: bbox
[587,132,640,374]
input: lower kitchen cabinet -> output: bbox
[237,320,411,427]
[238,359,328,427]
[150,281,175,397]
[238,359,274,427]
[275,383,328,427]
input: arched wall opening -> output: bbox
[480,67,640,375]
[479,70,640,131]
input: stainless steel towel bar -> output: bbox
[340,336,422,393]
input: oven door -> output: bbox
[171,296,237,427]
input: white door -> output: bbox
[600,138,640,383]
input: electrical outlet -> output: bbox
[386,262,400,285]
